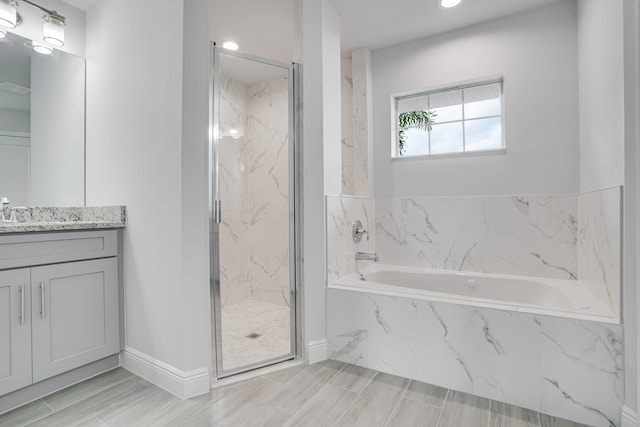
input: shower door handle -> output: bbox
[214,200,222,224]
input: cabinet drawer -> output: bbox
[0,231,117,270]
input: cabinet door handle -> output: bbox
[40,281,45,320]
[20,284,24,325]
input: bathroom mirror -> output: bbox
[0,30,85,207]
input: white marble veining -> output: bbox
[578,187,621,321]
[327,288,623,427]
[341,57,354,195]
[218,73,291,309]
[0,206,125,233]
[351,48,372,197]
[375,195,578,280]
[326,195,375,283]
[325,190,622,426]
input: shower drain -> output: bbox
[246,332,262,339]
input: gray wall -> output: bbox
[372,1,580,197]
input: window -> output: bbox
[394,79,504,158]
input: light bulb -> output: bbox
[32,41,53,55]
[222,41,239,51]
[43,15,64,46]
[439,0,462,8]
[0,1,17,28]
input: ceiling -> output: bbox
[209,0,567,62]
[59,0,97,11]
[330,0,567,54]
[59,0,568,59]
[211,0,295,64]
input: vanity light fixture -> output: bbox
[222,40,239,51]
[439,0,463,8]
[0,0,19,28]
[32,40,52,54]
[42,13,64,46]
[0,0,65,47]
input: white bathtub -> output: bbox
[331,264,617,324]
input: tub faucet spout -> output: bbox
[356,251,378,262]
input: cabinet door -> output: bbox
[0,269,32,395]
[31,258,119,383]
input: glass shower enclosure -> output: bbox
[208,45,300,379]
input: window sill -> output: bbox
[391,148,507,161]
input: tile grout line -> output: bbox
[331,371,378,427]
[10,399,56,427]
[326,362,349,384]
[281,362,351,420]
[40,399,55,413]
[382,377,411,427]
[434,388,450,427]
[488,399,493,426]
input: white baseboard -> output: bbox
[120,347,209,399]
[622,405,639,427]
[307,339,328,364]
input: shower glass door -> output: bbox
[209,46,299,378]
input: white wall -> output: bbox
[300,0,342,360]
[30,51,84,206]
[180,0,211,374]
[7,0,86,57]
[322,1,342,195]
[578,0,625,193]
[621,0,640,419]
[372,1,579,197]
[86,0,211,381]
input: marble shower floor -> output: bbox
[0,361,594,427]
[220,299,291,371]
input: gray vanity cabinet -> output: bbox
[0,230,121,398]
[31,258,119,383]
[0,269,32,396]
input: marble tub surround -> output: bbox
[579,187,622,321]
[326,195,375,283]
[0,206,126,233]
[327,288,623,427]
[375,194,579,281]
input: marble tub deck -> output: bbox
[0,361,593,427]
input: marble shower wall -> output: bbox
[376,194,580,280]
[219,75,250,307]
[219,74,290,308]
[579,187,622,320]
[245,76,291,307]
[327,289,623,427]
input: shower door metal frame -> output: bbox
[208,44,302,381]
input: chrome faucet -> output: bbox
[0,197,17,223]
[356,251,378,262]
[0,197,8,222]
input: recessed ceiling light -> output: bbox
[222,41,239,51]
[439,0,463,8]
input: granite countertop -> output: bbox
[0,206,126,234]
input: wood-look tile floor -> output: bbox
[0,360,594,427]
